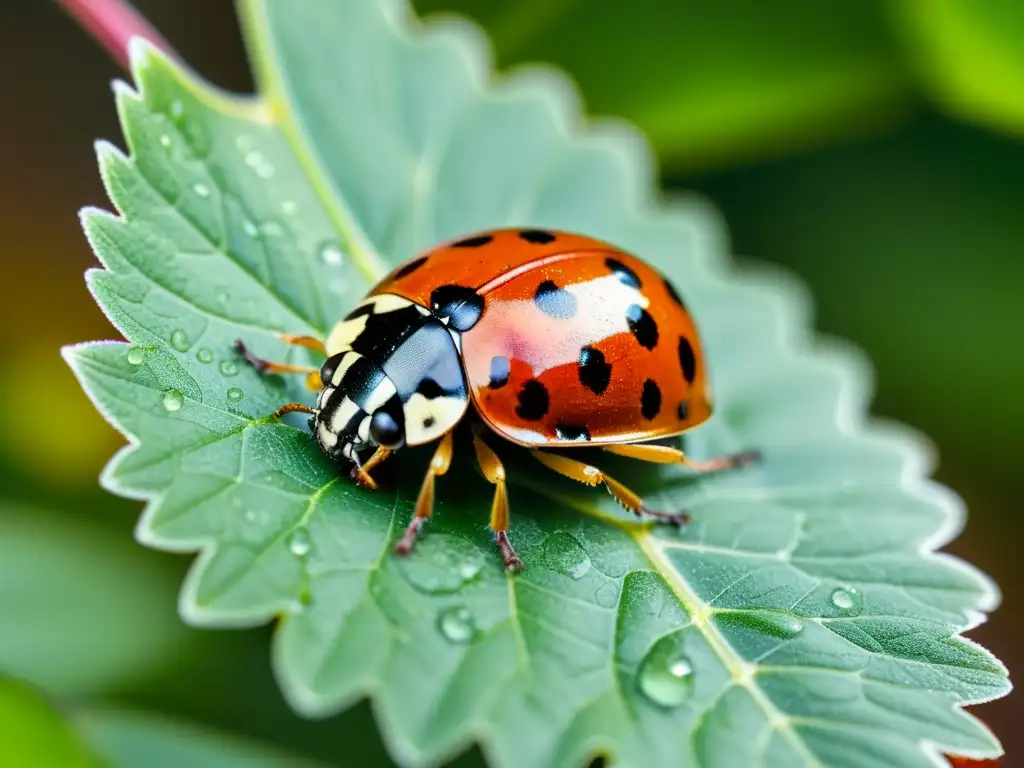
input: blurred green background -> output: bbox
[0,0,1019,764]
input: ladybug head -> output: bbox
[310,299,471,466]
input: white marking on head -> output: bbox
[318,421,338,448]
[329,397,360,433]
[402,393,468,445]
[331,351,361,386]
[363,377,397,413]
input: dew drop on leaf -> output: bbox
[226,387,245,403]
[169,329,191,352]
[192,183,211,197]
[319,242,344,266]
[830,586,862,616]
[244,150,265,168]
[162,389,184,412]
[281,200,297,215]
[256,163,276,179]
[219,360,238,377]
[594,582,619,609]
[637,635,694,709]
[541,532,591,579]
[126,347,146,366]
[159,134,171,149]
[235,134,253,152]
[196,348,214,364]
[242,219,259,237]
[395,534,485,594]
[287,528,312,558]
[437,606,476,644]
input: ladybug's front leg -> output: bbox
[394,432,454,555]
[350,446,393,491]
[472,433,523,573]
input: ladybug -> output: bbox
[236,228,758,572]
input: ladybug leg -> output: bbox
[472,433,523,574]
[531,450,690,526]
[350,446,392,490]
[395,431,454,556]
[235,339,323,392]
[602,443,761,473]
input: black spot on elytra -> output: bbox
[626,304,658,350]
[533,280,577,319]
[392,256,428,279]
[423,416,436,429]
[416,378,445,399]
[516,379,549,420]
[452,234,493,248]
[606,258,641,289]
[664,277,686,308]
[677,401,689,420]
[578,346,611,395]
[641,379,661,420]
[519,229,556,244]
[430,284,484,331]
[488,356,510,389]
[678,337,697,383]
[555,423,591,442]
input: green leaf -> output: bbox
[0,677,99,768]
[415,0,914,172]
[894,0,1024,138]
[75,708,330,768]
[0,502,188,696]
[65,1,1009,766]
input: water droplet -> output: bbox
[192,183,210,197]
[594,582,619,609]
[159,134,171,148]
[261,221,282,237]
[541,532,591,579]
[169,329,191,352]
[216,291,229,304]
[126,346,146,366]
[242,219,258,237]
[227,387,245,403]
[219,360,239,377]
[235,134,253,152]
[281,200,297,215]
[830,587,862,616]
[319,242,344,266]
[162,389,184,412]
[437,606,476,644]
[637,635,694,708]
[256,162,276,179]
[170,100,184,119]
[395,534,485,594]
[288,528,312,557]
[196,348,214,364]
[243,509,257,523]
[244,150,265,168]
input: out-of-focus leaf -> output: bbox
[0,677,98,768]
[75,708,331,768]
[893,0,1024,137]
[64,1,1009,766]
[0,503,188,696]
[416,0,914,172]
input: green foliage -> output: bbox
[415,0,913,173]
[0,502,187,696]
[76,709,330,768]
[894,0,1024,137]
[0,677,98,768]
[65,0,1009,765]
